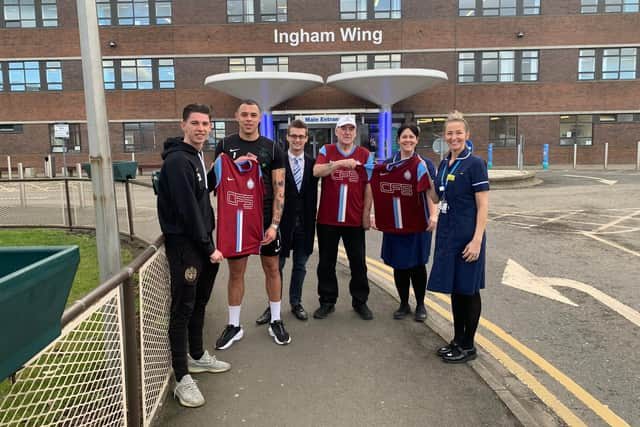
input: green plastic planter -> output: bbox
[0,246,79,380]
[82,160,139,182]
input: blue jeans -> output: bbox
[279,225,309,306]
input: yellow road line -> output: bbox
[353,252,630,427]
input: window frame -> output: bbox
[488,116,518,147]
[123,122,156,152]
[228,56,288,72]
[49,123,82,153]
[227,0,287,23]
[205,121,227,151]
[1,0,58,28]
[96,0,172,26]
[578,48,638,80]
[581,0,639,13]
[559,115,593,146]
[340,0,401,20]
[340,53,401,72]
[457,50,539,83]
[458,0,540,16]
[102,58,175,90]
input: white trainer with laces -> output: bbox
[187,350,231,373]
[174,374,205,408]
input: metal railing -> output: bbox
[0,179,171,426]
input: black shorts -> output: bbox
[261,212,281,257]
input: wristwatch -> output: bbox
[270,223,279,230]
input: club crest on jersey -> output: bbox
[247,178,255,190]
[403,170,412,181]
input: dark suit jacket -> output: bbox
[280,152,318,257]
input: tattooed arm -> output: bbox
[261,167,285,245]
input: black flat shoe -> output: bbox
[441,345,477,364]
[393,303,411,319]
[291,304,308,321]
[255,306,271,325]
[414,305,427,322]
[436,340,458,357]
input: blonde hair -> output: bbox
[445,110,469,133]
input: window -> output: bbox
[50,123,81,153]
[340,0,400,20]
[0,124,23,133]
[578,48,637,80]
[581,0,639,13]
[229,56,288,72]
[205,122,227,151]
[8,61,40,91]
[458,50,538,83]
[101,58,174,89]
[0,63,4,91]
[489,116,517,147]
[45,61,62,90]
[459,0,539,16]
[227,0,287,23]
[416,117,446,150]
[96,0,172,26]
[560,115,593,146]
[1,0,58,27]
[124,122,156,152]
[598,113,640,122]
[340,54,401,72]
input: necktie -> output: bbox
[293,157,302,192]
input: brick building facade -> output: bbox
[1,0,639,173]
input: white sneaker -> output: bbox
[187,350,231,373]
[174,374,205,408]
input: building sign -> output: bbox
[295,115,344,125]
[53,123,69,139]
[274,27,383,47]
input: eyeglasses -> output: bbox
[288,134,307,140]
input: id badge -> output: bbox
[440,200,449,214]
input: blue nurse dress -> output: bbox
[427,147,490,295]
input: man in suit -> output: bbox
[256,119,318,323]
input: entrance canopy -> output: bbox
[326,68,448,108]
[204,71,324,111]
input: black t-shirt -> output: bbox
[215,133,285,201]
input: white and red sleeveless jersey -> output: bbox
[213,153,264,257]
[316,144,374,227]
[369,154,431,234]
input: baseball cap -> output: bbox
[336,115,357,129]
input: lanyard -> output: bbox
[440,159,462,196]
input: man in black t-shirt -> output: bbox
[213,99,291,349]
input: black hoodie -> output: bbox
[157,137,215,256]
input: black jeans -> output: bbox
[316,223,369,307]
[165,236,219,381]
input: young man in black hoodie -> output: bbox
[157,104,230,408]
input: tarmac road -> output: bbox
[367,168,640,426]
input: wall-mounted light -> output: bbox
[108,40,117,48]
[516,31,525,38]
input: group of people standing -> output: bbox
[156,101,489,408]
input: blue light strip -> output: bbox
[385,110,392,159]
[260,112,274,139]
[377,111,385,162]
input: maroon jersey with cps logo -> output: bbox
[213,153,264,257]
[369,154,431,234]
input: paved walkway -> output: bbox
[155,250,548,427]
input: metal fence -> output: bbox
[0,178,171,427]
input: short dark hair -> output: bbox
[397,122,420,138]
[237,99,262,113]
[288,119,308,135]
[182,104,211,121]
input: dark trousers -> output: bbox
[316,223,369,307]
[393,265,427,306]
[165,236,219,382]
[279,222,309,306]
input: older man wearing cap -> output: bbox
[312,115,375,320]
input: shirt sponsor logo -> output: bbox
[380,182,413,196]
[226,192,255,209]
[331,169,359,183]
